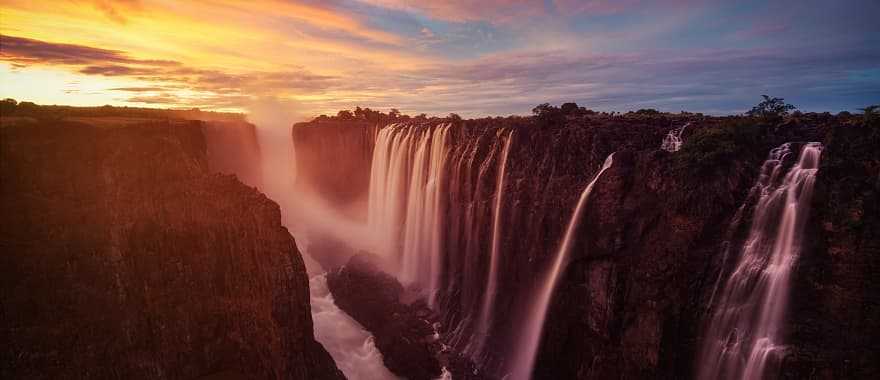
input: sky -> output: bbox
[1,0,878,118]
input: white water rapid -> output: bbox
[309,272,399,380]
[696,142,823,380]
[509,153,615,380]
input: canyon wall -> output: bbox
[783,122,880,379]
[291,120,377,207]
[294,113,877,379]
[204,120,264,188]
[0,119,343,379]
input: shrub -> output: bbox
[674,120,768,177]
[635,108,660,115]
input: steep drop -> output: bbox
[476,129,514,354]
[697,142,823,380]
[509,153,615,380]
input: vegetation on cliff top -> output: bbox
[1,98,245,123]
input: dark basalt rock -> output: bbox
[782,122,880,379]
[0,120,344,380]
[326,254,492,380]
[326,254,442,380]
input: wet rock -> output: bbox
[326,254,441,380]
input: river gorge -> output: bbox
[2,106,878,379]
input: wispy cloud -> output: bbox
[0,35,177,67]
[0,0,878,115]
[1,34,339,109]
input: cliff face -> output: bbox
[0,120,343,379]
[204,120,264,188]
[531,138,765,379]
[291,120,376,207]
[784,123,880,379]
[295,114,877,379]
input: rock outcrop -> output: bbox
[0,119,344,379]
[327,254,487,380]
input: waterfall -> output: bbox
[367,123,452,305]
[476,129,515,353]
[509,153,615,380]
[697,142,823,380]
[661,122,690,152]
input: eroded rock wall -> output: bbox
[0,120,343,380]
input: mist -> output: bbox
[247,99,394,380]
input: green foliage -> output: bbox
[861,104,879,125]
[0,99,244,121]
[532,103,565,127]
[746,95,797,118]
[560,102,580,114]
[532,102,597,127]
[819,119,880,233]
[674,120,768,176]
[635,108,660,115]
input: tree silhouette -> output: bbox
[746,95,796,118]
[862,104,879,124]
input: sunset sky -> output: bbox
[1,0,878,118]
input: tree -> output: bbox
[337,110,353,119]
[389,108,401,119]
[862,105,879,124]
[746,95,796,118]
[448,113,462,122]
[532,103,564,127]
[532,103,555,116]
[1,98,17,115]
[560,102,579,115]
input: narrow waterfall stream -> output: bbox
[661,122,690,152]
[509,153,615,380]
[476,129,514,353]
[697,142,823,380]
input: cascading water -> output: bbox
[475,129,514,353]
[661,122,690,152]
[509,153,615,380]
[366,123,516,362]
[367,123,452,305]
[697,142,823,380]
